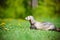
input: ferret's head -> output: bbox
[25,16,34,20]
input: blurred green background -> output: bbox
[0,0,60,26]
[0,0,60,40]
[0,0,60,19]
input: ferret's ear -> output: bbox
[29,16,34,18]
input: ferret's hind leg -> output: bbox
[47,25,56,31]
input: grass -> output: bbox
[0,19,60,40]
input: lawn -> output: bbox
[0,19,60,40]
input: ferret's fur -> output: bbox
[25,16,60,32]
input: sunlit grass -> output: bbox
[0,19,60,40]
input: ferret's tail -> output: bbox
[55,28,60,32]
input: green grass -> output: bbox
[0,19,60,40]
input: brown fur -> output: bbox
[55,28,60,32]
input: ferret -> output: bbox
[25,16,60,32]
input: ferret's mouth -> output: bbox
[25,17,27,20]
